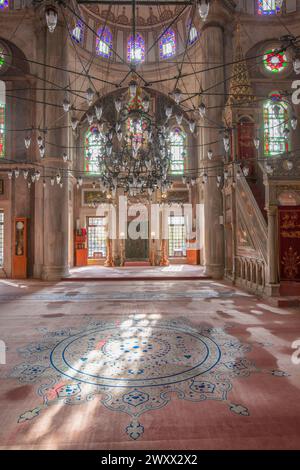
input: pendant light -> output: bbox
[189,120,196,133]
[71,116,79,131]
[7,170,13,180]
[291,116,298,130]
[62,98,71,113]
[14,168,19,179]
[175,113,183,125]
[23,169,29,180]
[95,105,103,120]
[207,149,213,160]
[37,135,43,147]
[253,137,260,150]
[198,0,210,22]
[50,176,55,186]
[115,98,122,113]
[198,102,206,118]
[86,87,94,106]
[129,80,138,97]
[39,145,45,158]
[24,136,31,149]
[173,88,182,104]
[63,152,68,162]
[45,6,58,33]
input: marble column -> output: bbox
[199,19,225,279]
[39,19,70,280]
[266,205,280,296]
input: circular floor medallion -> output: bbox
[50,324,221,388]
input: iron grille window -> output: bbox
[87,217,107,259]
[0,210,3,267]
[168,215,186,257]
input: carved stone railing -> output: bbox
[235,256,266,293]
[236,172,268,264]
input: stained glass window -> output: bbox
[258,0,281,15]
[0,49,4,69]
[85,126,106,174]
[168,216,186,257]
[169,128,186,175]
[188,25,198,45]
[0,105,5,158]
[264,94,290,156]
[159,29,176,59]
[96,26,112,59]
[127,34,145,64]
[0,1,9,10]
[263,49,287,72]
[72,20,84,45]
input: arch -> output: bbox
[159,28,176,59]
[169,127,186,175]
[263,93,290,156]
[127,33,145,64]
[96,26,113,59]
[84,125,106,174]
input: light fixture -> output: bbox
[71,116,79,131]
[39,145,45,158]
[24,136,31,149]
[14,168,19,178]
[165,106,173,119]
[223,131,230,152]
[173,88,182,104]
[86,87,94,105]
[95,105,103,120]
[43,180,46,188]
[202,173,208,184]
[142,96,150,112]
[198,0,210,22]
[56,174,61,185]
[50,176,55,186]
[31,174,36,183]
[286,160,293,170]
[291,116,298,130]
[23,169,29,179]
[243,166,250,177]
[62,98,71,113]
[253,137,260,150]
[189,120,196,133]
[7,170,13,180]
[78,176,83,186]
[87,112,94,125]
[35,170,41,181]
[63,152,68,162]
[37,135,43,146]
[175,113,183,125]
[198,102,206,118]
[129,80,138,97]
[115,98,122,113]
[45,5,58,33]
[207,149,213,160]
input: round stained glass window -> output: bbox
[263,49,288,73]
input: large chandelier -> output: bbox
[90,81,173,198]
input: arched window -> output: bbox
[127,33,145,64]
[263,49,287,73]
[84,126,106,174]
[96,26,113,59]
[263,94,290,156]
[0,1,9,10]
[188,25,198,45]
[258,0,281,15]
[160,29,176,59]
[72,20,84,45]
[169,128,186,175]
[0,80,5,159]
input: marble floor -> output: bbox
[0,276,300,450]
[68,264,207,279]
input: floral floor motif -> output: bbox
[9,315,288,440]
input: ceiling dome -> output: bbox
[79,1,187,28]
